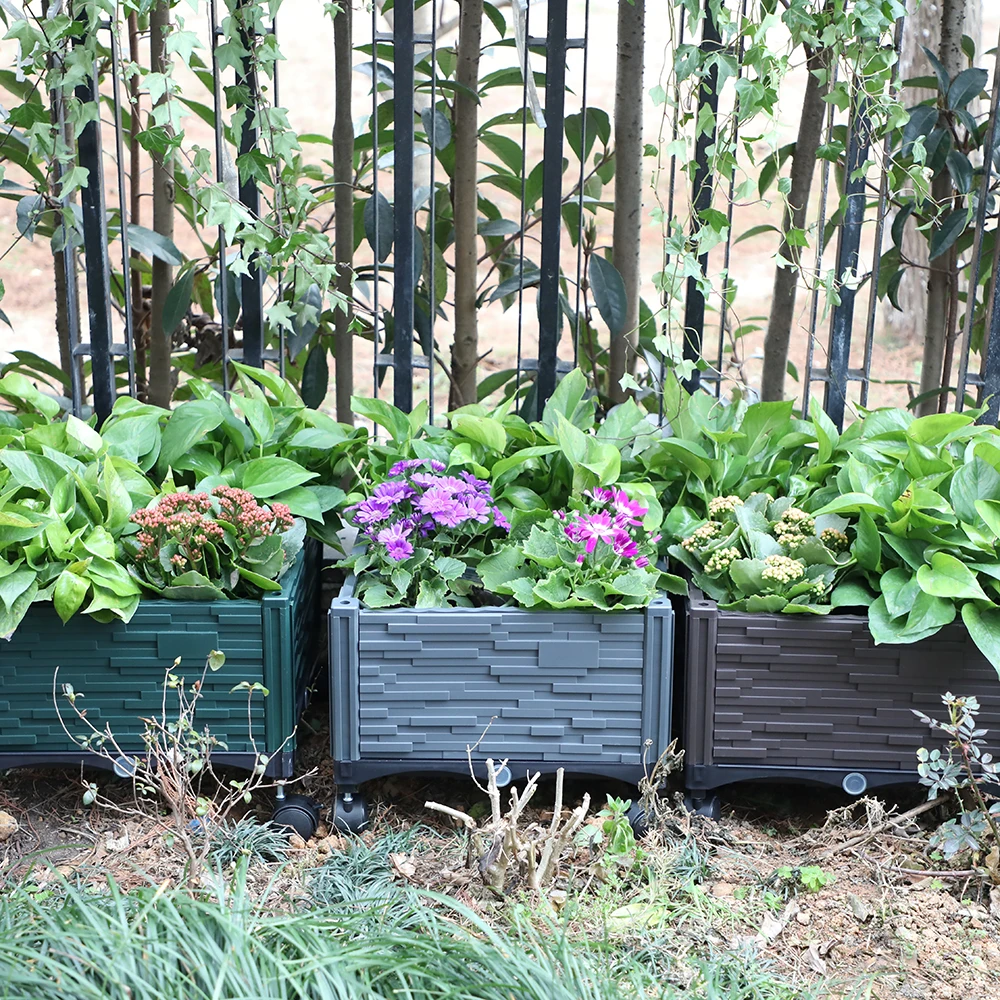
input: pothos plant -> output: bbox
[667,492,857,614]
[812,408,1000,673]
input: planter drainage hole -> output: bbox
[113,756,137,778]
[842,772,867,796]
[491,765,512,788]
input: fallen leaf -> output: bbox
[0,811,18,842]
[805,942,827,974]
[105,829,130,853]
[990,885,1000,919]
[758,901,799,942]
[848,893,874,923]
[389,852,417,879]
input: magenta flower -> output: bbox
[635,556,650,569]
[612,490,647,526]
[373,481,411,503]
[575,511,616,554]
[492,507,510,532]
[388,458,424,477]
[460,471,489,492]
[430,460,446,472]
[417,488,465,526]
[612,527,638,560]
[588,487,614,504]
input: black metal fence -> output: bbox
[14,0,1000,430]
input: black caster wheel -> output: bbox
[683,794,721,820]
[272,794,321,840]
[332,792,369,834]
[626,800,649,839]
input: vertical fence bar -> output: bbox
[681,0,720,393]
[536,0,569,413]
[427,0,438,423]
[823,100,870,430]
[236,0,264,369]
[393,0,415,412]
[371,0,381,405]
[209,0,231,393]
[572,0,590,370]
[75,42,115,424]
[513,0,531,404]
[109,22,136,399]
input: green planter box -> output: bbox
[0,541,321,778]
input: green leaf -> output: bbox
[416,578,448,608]
[159,400,224,469]
[962,603,1000,674]
[451,413,506,453]
[945,150,974,194]
[522,524,561,568]
[948,67,988,109]
[236,566,284,592]
[854,511,881,571]
[869,595,938,645]
[163,268,195,336]
[929,208,968,261]
[434,556,465,582]
[729,558,765,596]
[478,547,525,593]
[829,581,874,609]
[952,459,1000,523]
[604,568,659,599]
[813,492,884,515]
[975,499,1000,539]
[881,567,920,620]
[363,193,393,263]
[301,341,329,409]
[350,396,411,445]
[271,486,323,522]
[916,551,989,601]
[588,254,627,337]
[52,569,89,624]
[420,106,452,150]
[532,569,572,607]
[744,594,788,613]
[490,445,560,483]
[905,591,956,634]
[361,582,398,608]
[127,224,182,265]
[239,457,317,498]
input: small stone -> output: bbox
[0,811,17,842]
[288,834,306,850]
[795,910,812,926]
[711,882,735,898]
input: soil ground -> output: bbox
[3,696,1000,1000]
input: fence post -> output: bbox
[981,284,1000,424]
[823,100,870,431]
[535,0,569,415]
[681,0,720,394]
[75,47,115,425]
[393,0,415,413]
[236,0,264,369]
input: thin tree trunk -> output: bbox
[147,2,175,408]
[448,0,484,410]
[918,0,966,416]
[128,11,147,400]
[609,0,644,404]
[333,1,354,424]
[760,45,830,402]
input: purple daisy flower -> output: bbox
[460,471,490,493]
[458,494,491,524]
[492,507,510,532]
[635,556,650,569]
[353,497,394,525]
[388,458,424,477]
[574,511,616,554]
[373,481,411,503]
[612,527,638,560]
[376,522,414,562]
[612,490,648,526]
[430,460,446,472]
[417,487,465,526]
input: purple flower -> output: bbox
[430,460,446,472]
[417,488,465,526]
[635,556,650,569]
[376,522,414,562]
[588,487,614,504]
[492,507,510,532]
[458,494,492,524]
[612,490,647,526]
[373,481,411,502]
[612,527,638,560]
[388,458,424,477]
[460,471,490,493]
[412,473,468,494]
[354,497,394,525]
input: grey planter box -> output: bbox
[329,580,674,789]
[684,590,1000,798]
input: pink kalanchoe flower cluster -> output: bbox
[562,488,655,569]
[129,488,293,569]
[350,459,507,563]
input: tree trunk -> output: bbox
[760,45,830,401]
[609,0,644,403]
[147,2,175,409]
[333,2,354,424]
[128,10,147,399]
[448,0,484,410]
[917,0,966,415]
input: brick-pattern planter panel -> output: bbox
[329,588,674,786]
[0,541,321,777]
[684,592,1000,793]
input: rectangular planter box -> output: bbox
[329,581,674,788]
[684,590,1000,796]
[0,540,321,778]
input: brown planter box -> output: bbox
[683,591,1000,797]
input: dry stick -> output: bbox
[814,798,941,859]
[127,10,146,398]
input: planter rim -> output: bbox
[336,571,673,612]
[686,584,871,625]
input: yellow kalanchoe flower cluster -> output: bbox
[708,495,744,518]
[704,546,741,575]
[681,521,723,552]
[773,507,815,545]
[761,554,806,586]
[819,527,849,553]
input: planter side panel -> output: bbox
[355,609,648,763]
[700,610,1000,773]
